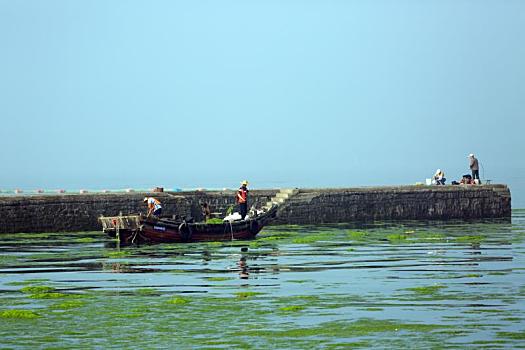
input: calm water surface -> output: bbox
[1,211,525,349]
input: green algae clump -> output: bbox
[0,309,40,319]
[387,234,408,242]
[279,305,305,312]
[292,233,332,244]
[167,297,190,305]
[204,277,231,282]
[21,286,55,294]
[51,300,85,310]
[347,231,367,240]
[106,251,131,258]
[497,331,525,340]
[29,292,71,299]
[235,291,262,299]
[75,237,96,243]
[405,285,446,295]
[134,288,159,296]
[237,318,447,338]
[206,218,224,224]
[455,235,485,243]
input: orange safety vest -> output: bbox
[237,187,248,204]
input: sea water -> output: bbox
[0,211,524,348]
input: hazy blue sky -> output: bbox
[1,0,524,207]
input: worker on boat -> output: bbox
[236,180,249,220]
[201,202,211,221]
[144,197,162,217]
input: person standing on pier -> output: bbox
[144,197,162,217]
[236,180,249,220]
[468,154,481,183]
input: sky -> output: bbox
[0,0,524,207]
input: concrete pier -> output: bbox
[0,185,511,233]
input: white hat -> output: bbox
[468,153,474,157]
[436,169,441,173]
[143,197,148,202]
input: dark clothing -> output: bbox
[239,203,248,220]
[153,208,162,216]
[472,170,480,181]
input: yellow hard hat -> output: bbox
[241,180,249,186]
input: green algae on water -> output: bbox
[347,231,367,240]
[204,277,232,282]
[51,300,86,310]
[134,288,159,296]
[167,297,190,305]
[386,234,408,242]
[237,318,448,338]
[455,235,485,243]
[0,309,40,319]
[235,291,262,299]
[405,285,447,295]
[292,233,332,244]
[29,292,71,299]
[106,250,131,258]
[497,331,525,340]
[279,305,305,312]
[74,237,96,243]
[21,286,55,294]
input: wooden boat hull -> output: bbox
[100,206,277,244]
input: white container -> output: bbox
[425,178,432,186]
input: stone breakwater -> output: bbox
[0,185,511,233]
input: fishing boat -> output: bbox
[99,205,278,244]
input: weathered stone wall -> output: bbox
[273,185,511,224]
[0,190,277,234]
[0,185,511,233]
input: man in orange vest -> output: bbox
[236,180,249,220]
[143,197,162,217]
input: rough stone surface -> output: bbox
[273,185,511,224]
[0,185,511,233]
[0,190,276,233]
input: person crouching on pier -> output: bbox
[236,180,249,220]
[144,197,162,217]
[433,169,446,185]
